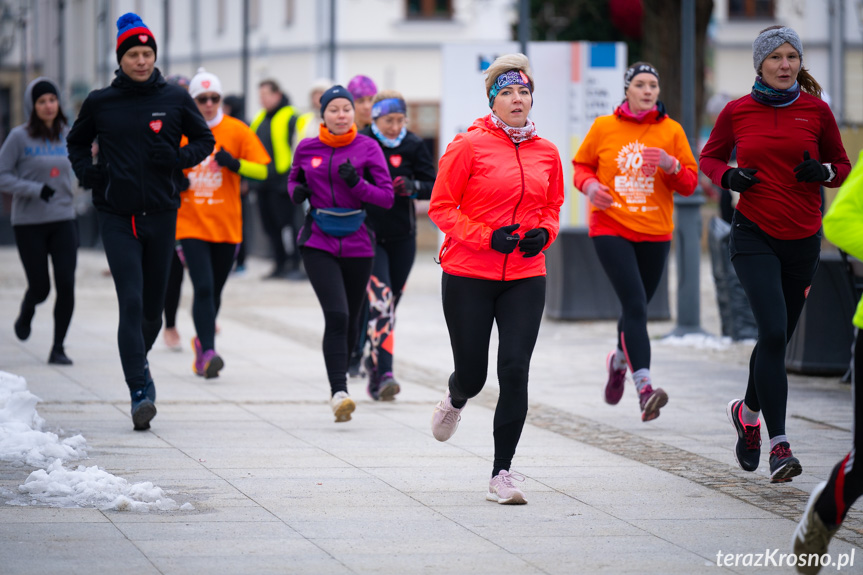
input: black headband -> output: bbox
[624,64,660,88]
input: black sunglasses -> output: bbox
[195,95,221,104]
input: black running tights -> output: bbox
[815,328,863,527]
[367,237,416,375]
[180,239,237,352]
[98,210,176,392]
[441,272,546,476]
[13,219,78,348]
[163,249,184,329]
[592,236,670,372]
[301,247,373,395]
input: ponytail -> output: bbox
[797,67,822,98]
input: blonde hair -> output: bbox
[484,53,534,97]
[373,89,404,104]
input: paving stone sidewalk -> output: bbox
[0,247,859,575]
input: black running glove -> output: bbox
[338,159,360,188]
[292,183,312,204]
[721,167,761,193]
[393,176,417,197]
[81,165,106,190]
[793,151,831,183]
[151,141,180,169]
[214,147,241,173]
[491,223,521,254]
[40,185,55,202]
[518,228,549,258]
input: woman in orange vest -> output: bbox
[429,54,564,504]
[178,68,271,378]
[573,62,698,422]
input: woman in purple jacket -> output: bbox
[289,85,394,423]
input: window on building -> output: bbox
[728,0,775,19]
[285,0,294,25]
[406,0,453,20]
[217,0,226,34]
[250,0,260,29]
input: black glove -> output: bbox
[722,167,761,193]
[150,140,179,170]
[794,151,831,183]
[214,147,241,173]
[292,183,312,204]
[40,184,55,202]
[393,175,416,197]
[81,165,106,190]
[518,228,549,258]
[491,223,521,254]
[337,159,360,188]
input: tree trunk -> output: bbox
[642,0,713,137]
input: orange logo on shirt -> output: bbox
[390,155,402,168]
[311,156,323,168]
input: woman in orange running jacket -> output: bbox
[573,61,698,423]
[428,53,564,505]
[177,68,271,379]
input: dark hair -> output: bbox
[259,79,281,94]
[756,24,822,98]
[27,101,67,141]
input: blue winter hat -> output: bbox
[319,85,354,118]
[116,13,157,63]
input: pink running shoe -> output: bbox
[487,470,527,505]
[191,337,204,376]
[605,350,626,405]
[201,350,224,379]
[638,383,668,422]
[431,389,464,442]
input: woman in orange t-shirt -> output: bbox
[177,68,270,379]
[573,62,697,422]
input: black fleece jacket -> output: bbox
[67,68,214,215]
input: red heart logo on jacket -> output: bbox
[149,120,162,133]
[50,167,60,178]
[389,155,402,168]
[311,156,323,168]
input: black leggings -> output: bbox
[592,236,670,372]
[730,211,821,438]
[815,328,863,527]
[301,247,373,394]
[13,219,78,348]
[367,238,416,375]
[180,239,237,352]
[98,210,177,392]
[441,272,546,476]
[163,249,184,329]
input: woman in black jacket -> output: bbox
[359,90,436,400]
[67,13,214,431]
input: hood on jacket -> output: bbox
[24,77,62,119]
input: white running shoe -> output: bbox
[792,481,839,574]
[431,389,464,441]
[330,391,355,423]
[487,470,527,505]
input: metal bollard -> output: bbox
[668,187,707,336]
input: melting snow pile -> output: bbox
[658,333,748,350]
[0,370,191,512]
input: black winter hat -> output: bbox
[319,85,354,118]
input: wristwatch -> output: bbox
[673,159,682,175]
[824,163,836,183]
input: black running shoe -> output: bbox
[726,399,761,472]
[770,442,802,483]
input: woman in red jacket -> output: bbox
[701,26,851,483]
[573,62,698,423]
[429,54,564,505]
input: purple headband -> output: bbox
[372,98,407,119]
[488,70,532,107]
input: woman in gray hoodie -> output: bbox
[0,77,77,364]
